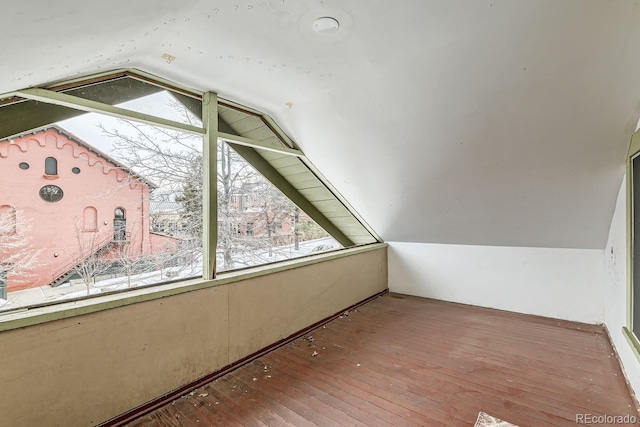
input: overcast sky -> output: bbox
[56,91,199,157]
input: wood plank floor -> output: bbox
[126,294,638,426]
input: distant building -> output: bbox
[226,191,326,245]
[0,126,176,292]
[150,200,185,236]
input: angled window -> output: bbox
[626,129,640,355]
[217,141,342,271]
[0,81,204,309]
[0,70,379,314]
[217,100,379,249]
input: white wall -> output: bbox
[604,176,640,397]
[388,241,605,324]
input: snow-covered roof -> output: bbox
[149,200,183,215]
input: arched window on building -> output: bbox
[114,207,126,241]
[83,207,97,231]
[45,157,57,175]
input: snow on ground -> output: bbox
[0,237,340,311]
[218,236,339,271]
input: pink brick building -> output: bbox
[0,126,175,292]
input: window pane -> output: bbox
[633,155,640,333]
[45,157,57,175]
[0,97,203,311]
[216,142,341,272]
[64,76,202,127]
[0,77,202,142]
[0,96,82,140]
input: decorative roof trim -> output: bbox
[2,125,158,189]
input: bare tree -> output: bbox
[104,225,154,288]
[244,179,296,257]
[97,121,201,192]
[297,217,329,241]
[217,140,263,268]
[96,101,325,273]
[0,207,41,300]
[99,119,261,270]
[69,227,113,296]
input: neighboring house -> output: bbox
[149,200,185,236]
[226,192,326,245]
[0,126,176,292]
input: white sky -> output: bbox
[56,91,198,156]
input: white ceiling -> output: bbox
[4,0,640,249]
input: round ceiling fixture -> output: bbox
[312,17,340,33]
[299,8,352,42]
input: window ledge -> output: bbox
[0,243,386,332]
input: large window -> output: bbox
[0,71,377,313]
[216,142,340,272]
[628,130,640,345]
[626,130,640,352]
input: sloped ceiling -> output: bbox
[4,0,640,249]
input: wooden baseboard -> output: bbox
[98,288,389,426]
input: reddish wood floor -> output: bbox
[127,294,638,426]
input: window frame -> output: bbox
[44,157,57,175]
[0,68,382,321]
[625,130,640,356]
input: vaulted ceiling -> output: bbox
[4,0,640,249]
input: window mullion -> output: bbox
[202,92,218,279]
[15,88,205,136]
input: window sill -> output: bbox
[43,174,59,180]
[0,243,386,332]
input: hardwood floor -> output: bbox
[126,294,638,426]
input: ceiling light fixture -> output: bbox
[312,17,340,33]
